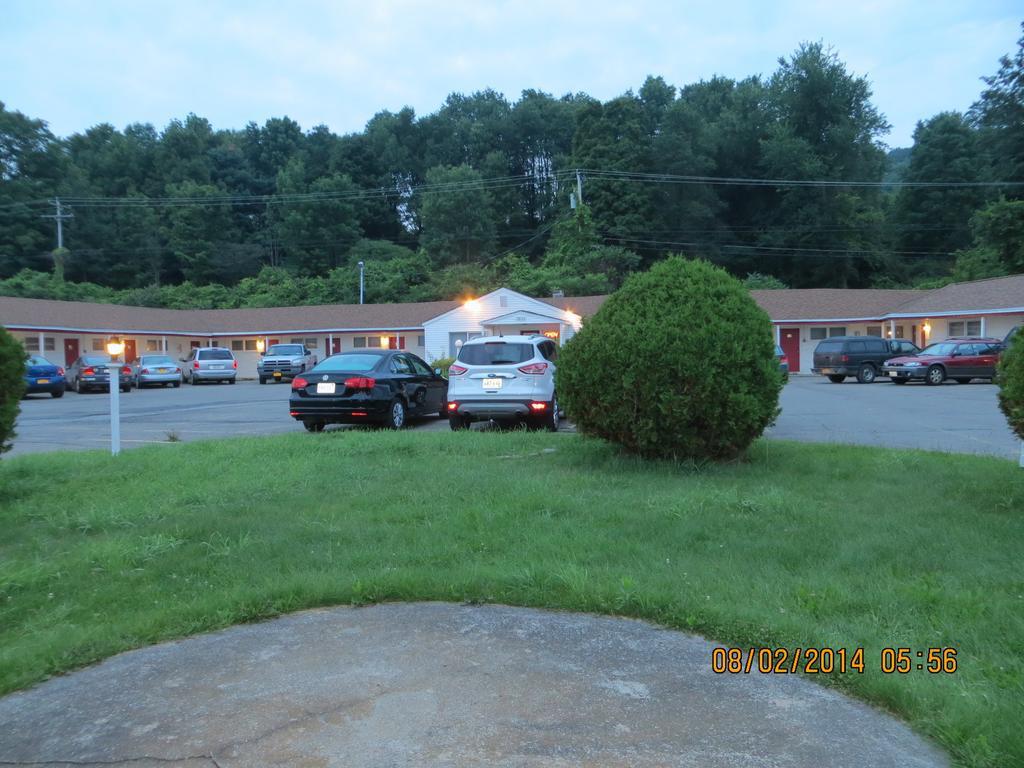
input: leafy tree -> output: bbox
[416,165,497,265]
[954,198,1024,277]
[161,182,239,284]
[970,23,1024,187]
[997,333,1024,442]
[0,324,26,456]
[744,272,788,289]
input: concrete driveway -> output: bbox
[0,603,948,768]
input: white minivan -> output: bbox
[445,336,559,431]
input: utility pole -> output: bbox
[575,169,584,207]
[41,197,74,249]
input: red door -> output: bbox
[123,339,137,363]
[63,338,79,367]
[328,338,341,355]
[780,328,800,373]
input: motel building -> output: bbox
[1,275,1022,375]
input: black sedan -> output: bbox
[289,350,448,432]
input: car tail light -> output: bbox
[351,411,368,416]
[289,410,300,416]
[780,356,788,365]
[193,361,200,369]
[518,362,549,375]
[291,377,309,390]
[174,368,181,373]
[344,377,376,390]
[141,368,150,374]
[121,366,131,375]
[57,367,64,376]
[233,360,238,369]
[840,354,849,363]
[448,364,467,376]
[530,401,548,411]
[82,367,95,376]
[447,402,458,411]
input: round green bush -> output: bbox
[558,256,782,461]
[0,324,26,456]
[997,335,1024,440]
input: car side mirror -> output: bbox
[434,368,443,376]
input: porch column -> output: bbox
[162,336,167,352]
[328,333,333,354]
[38,331,44,355]
[774,325,781,345]
[980,317,986,337]
[889,320,896,338]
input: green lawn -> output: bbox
[1,431,1022,767]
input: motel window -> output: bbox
[92,338,105,351]
[867,326,882,338]
[353,337,367,348]
[244,339,259,351]
[145,340,162,352]
[948,320,981,337]
[367,336,381,348]
[417,335,425,347]
[290,338,303,345]
[894,326,905,339]
[829,327,846,337]
[231,340,244,351]
[23,337,39,351]
[810,328,827,340]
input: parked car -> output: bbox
[288,350,448,432]
[812,336,921,383]
[258,343,317,384]
[775,344,789,378]
[66,354,132,393]
[181,347,237,384]
[882,337,1004,385]
[129,354,182,388]
[446,335,560,431]
[22,355,66,398]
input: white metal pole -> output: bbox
[1019,440,1023,469]
[109,355,120,456]
[358,261,365,305]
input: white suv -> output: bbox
[446,336,560,431]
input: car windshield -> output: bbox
[458,341,535,365]
[142,356,174,365]
[920,343,958,356]
[198,348,233,360]
[268,345,305,355]
[313,354,381,373]
[82,355,111,365]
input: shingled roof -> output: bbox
[749,289,925,321]
[885,274,1024,316]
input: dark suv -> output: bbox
[812,336,921,384]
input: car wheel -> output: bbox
[384,399,407,430]
[51,389,63,399]
[856,364,876,384]
[953,378,971,384]
[303,420,325,433]
[926,365,945,386]
[827,375,846,383]
[228,378,235,385]
[173,381,181,388]
[449,414,470,431]
[72,377,80,393]
[259,377,267,384]
[891,377,908,385]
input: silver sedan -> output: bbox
[129,354,183,388]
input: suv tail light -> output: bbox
[530,401,548,411]
[141,368,150,374]
[518,362,549,375]
[840,354,849,363]
[291,377,309,390]
[193,361,200,369]
[344,377,376,390]
[448,364,467,376]
[233,360,238,369]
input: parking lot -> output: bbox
[10,375,1020,460]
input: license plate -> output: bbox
[820,368,833,374]
[482,377,503,390]
[157,368,169,373]
[273,371,282,378]
[36,378,49,384]
[889,371,899,377]
[211,365,224,370]
[316,382,336,394]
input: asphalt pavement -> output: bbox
[0,603,948,768]
[10,374,1020,460]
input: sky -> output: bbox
[1,1,1020,148]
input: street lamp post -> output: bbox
[358,261,365,305]
[106,337,125,456]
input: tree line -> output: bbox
[1,30,1022,309]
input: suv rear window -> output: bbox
[816,341,843,353]
[458,341,535,365]
[198,349,233,360]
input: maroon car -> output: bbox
[882,337,1004,385]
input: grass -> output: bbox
[1,431,1022,767]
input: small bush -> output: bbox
[0,325,26,456]
[558,256,782,461]
[997,336,1024,440]
[430,356,455,378]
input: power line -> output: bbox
[580,168,1024,189]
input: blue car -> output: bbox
[23,355,66,398]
